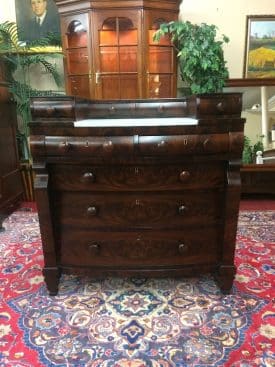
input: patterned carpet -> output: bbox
[0,206,274,367]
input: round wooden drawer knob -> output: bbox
[157,140,166,149]
[87,206,98,216]
[82,172,95,182]
[88,243,100,254]
[103,140,113,152]
[216,101,225,112]
[179,171,190,182]
[178,243,188,254]
[178,205,187,215]
[203,138,212,151]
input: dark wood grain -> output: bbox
[30,94,245,295]
[241,164,275,195]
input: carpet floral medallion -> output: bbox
[0,207,274,367]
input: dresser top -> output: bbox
[30,93,243,123]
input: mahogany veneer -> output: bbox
[241,164,275,195]
[29,93,245,295]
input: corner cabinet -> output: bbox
[55,0,180,99]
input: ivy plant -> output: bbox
[153,20,229,94]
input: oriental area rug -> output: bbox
[0,204,274,367]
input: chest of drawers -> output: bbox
[29,94,245,295]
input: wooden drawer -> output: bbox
[45,136,134,156]
[32,134,229,157]
[59,229,219,267]
[241,165,275,194]
[138,134,229,155]
[50,162,225,191]
[195,93,242,117]
[54,191,223,229]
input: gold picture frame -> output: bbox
[243,15,275,78]
[15,0,61,52]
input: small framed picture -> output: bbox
[243,15,275,78]
[15,0,61,44]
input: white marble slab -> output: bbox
[74,117,198,127]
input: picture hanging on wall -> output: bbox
[244,15,275,78]
[15,0,61,45]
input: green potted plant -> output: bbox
[0,21,63,200]
[153,20,229,94]
[242,135,264,164]
[0,21,63,160]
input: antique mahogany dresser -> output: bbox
[29,93,245,295]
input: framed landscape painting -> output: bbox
[243,15,275,78]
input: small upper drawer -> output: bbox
[195,93,242,117]
[138,134,229,155]
[45,136,134,156]
[49,162,225,191]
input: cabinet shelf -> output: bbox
[226,78,275,87]
[66,46,88,50]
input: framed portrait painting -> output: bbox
[243,15,275,78]
[15,0,61,45]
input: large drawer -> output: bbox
[53,191,223,229]
[50,162,225,191]
[59,229,220,267]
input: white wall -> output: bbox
[180,0,275,146]
[2,0,275,79]
[0,0,16,22]
[180,0,275,78]
[2,0,275,78]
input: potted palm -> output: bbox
[0,21,63,199]
[0,21,63,159]
[153,20,229,94]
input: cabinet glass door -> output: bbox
[65,18,91,98]
[147,18,175,98]
[95,16,140,99]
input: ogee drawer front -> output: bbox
[138,134,229,155]
[50,163,225,191]
[45,136,134,156]
[196,94,242,116]
[59,229,219,267]
[55,191,222,229]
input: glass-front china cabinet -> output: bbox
[55,0,180,99]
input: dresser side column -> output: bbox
[33,166,60,296]
[216,159,242,293]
